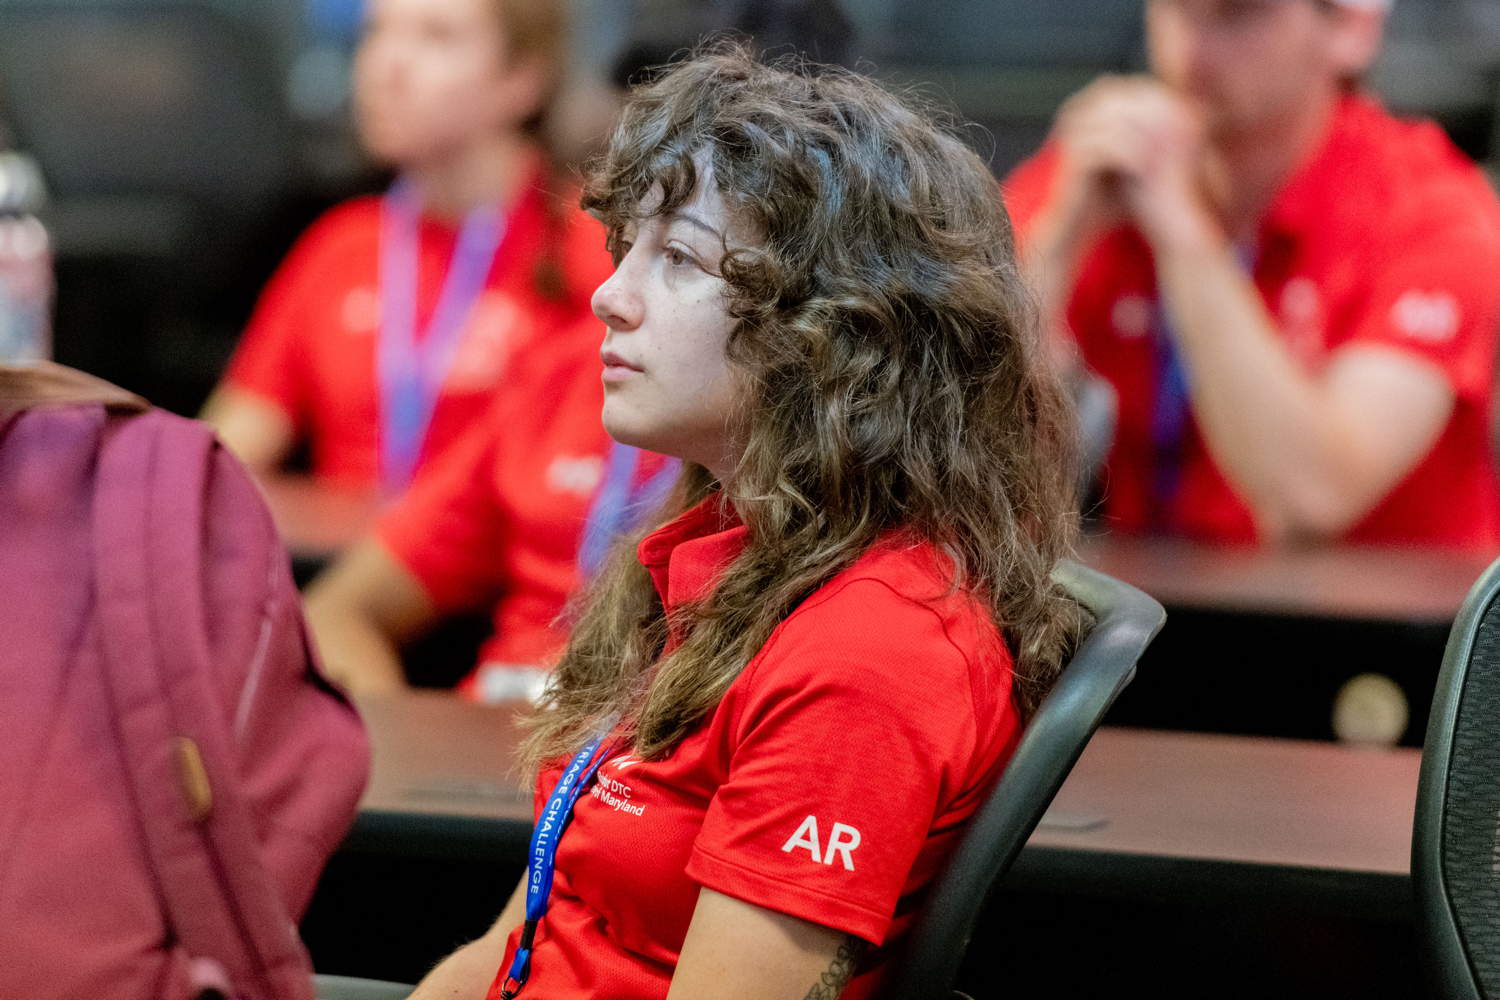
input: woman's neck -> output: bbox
[406,131,538,220]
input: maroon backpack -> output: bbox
[0,364,370,999]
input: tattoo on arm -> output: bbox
[802,935,866,1000]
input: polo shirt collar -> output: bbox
[1259,92,1369,243]
[636,492,749,616]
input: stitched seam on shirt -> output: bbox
[741,573,980,694]
[724,573,1000,826]
[689,842,890,926]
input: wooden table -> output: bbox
[351,693,533,860]
[346,694,1421,909]
[260,478,1492,627]
[1020,727,1419,912]
[1078,534,1495,744]
[259,480,1496,625]
[257,475,379,582]
[1079,534,1491,625]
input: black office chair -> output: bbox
[0,2,295,243]
[1412,555,1500,1000]
[0,1,301,409]
[883,560,1165,1000]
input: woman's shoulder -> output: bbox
[741,540,1014,718]
[287,195,385,261]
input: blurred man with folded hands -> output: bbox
[1005,0,1500,547]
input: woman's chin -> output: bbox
[600,410,655,452]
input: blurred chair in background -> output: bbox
[314,975,411,1000]
[0,1,301,412]
[609,0,856,88]
[1071,367,1116,511]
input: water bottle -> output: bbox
[0,152,52,363]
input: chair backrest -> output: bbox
[884,560,1165,1000]
[315,974,414,1000]
[1413,554,1500,1000]
[0,1,295,215]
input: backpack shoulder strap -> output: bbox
[90,409,313,1000]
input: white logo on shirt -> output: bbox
[1280,277,1321,323]
[341,286,380,334]
[781,815,862,871]
[1278,276,1325,364]
[590,756,646,816]
[1110,294,1152,340]
[546,455,604,497]
[1390,290,1460,343]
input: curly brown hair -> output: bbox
[523,43,1085,768]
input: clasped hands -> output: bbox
[1046,75,1226,253]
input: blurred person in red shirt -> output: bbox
[1004,0,1500,548]
[303,317,678,701]
[202,0,611,497]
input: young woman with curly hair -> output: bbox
[409,44,1085,1000]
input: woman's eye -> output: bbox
[664,246,693,268]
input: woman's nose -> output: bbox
[591,264,643,331]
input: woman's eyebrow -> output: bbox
[666,210,725,243]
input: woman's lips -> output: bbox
[600,348,643,382]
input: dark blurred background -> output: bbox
[0,0,1496,415]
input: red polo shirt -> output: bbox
[224,163,613,493]
[486,496,1020,999]
[377,319,675,699]
[1004,93,1500,547]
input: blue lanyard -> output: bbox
[576,442,680,579]
[499,733,615,999]
[1149,309,1192,524]
[1149,242,1256,524]
[376,178,507,496]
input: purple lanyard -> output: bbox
[1149,241,1257,524]
[377,178,507,496]
[576,442,681,579]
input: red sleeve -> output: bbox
[374,316,602,612]
[1000,143,1063,247]
[685,577,1003,947]
[1338,206,1500,402]
[223,208,354,426]
[376,402,510,613]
